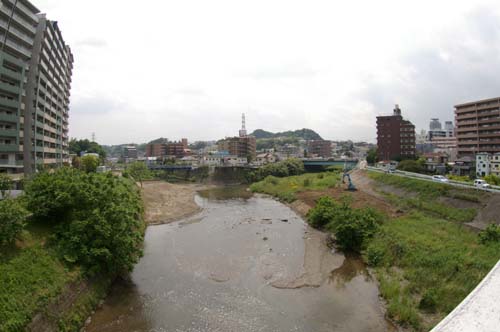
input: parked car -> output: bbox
[474,179,491,188]
[432,175,449,182]
[385,168,396,174]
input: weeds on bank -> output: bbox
[365,212,500,331]
[250,171,341,202]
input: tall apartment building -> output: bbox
[0,0,73,174]
[376,105,416,161]
[218,135,256,160]
[455,97,500,158]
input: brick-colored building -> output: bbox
[307,140,332,158]
[145,138,190,158]
[218,136,256,160]
[455,97,500,158]
[376,105,416,161]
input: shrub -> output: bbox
[307,196,338,228]
[0,173,12,197]
[0,198,28,246]
[419,288,438,313]
[24,168,144,275]
[308,196,383,251]
[479,224,500,244]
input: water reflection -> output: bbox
[328,253,371,288]
[197,185,253,200]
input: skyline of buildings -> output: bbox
[0,0,73,175]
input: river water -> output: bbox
[86,187,393,332]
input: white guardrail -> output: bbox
[366,166,500,193]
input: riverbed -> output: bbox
[86,187,393,332]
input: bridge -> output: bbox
[148,164,193,171]
[302,159,358,171]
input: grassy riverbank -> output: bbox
[250,170,500,331]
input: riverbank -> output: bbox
[250,170,500,331]
[141,181,209,225]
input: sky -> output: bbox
[35,0,500,145]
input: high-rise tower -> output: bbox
[239,113,247,137]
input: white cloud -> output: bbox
[35,0,500,144]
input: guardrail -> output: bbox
[366,166,500,193]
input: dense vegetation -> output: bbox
[69,138,106,159]
[250,170,341,202]
[24,168,145,275]
[0,168,145,331]
[0,198,28,246]
[308,196,382,251]
[247,158,304,183]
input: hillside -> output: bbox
[250,128,323,140]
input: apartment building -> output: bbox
[307,140,332,158]
[376,105,416,161]
[145,139,190,158]
[455,97,500,158]
[476,152,500,177]
[0,0,73,174]
[218,135,256,160]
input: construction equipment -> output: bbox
[342,161,357,191]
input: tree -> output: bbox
[397,159,424,173]
[0,173,12,197]
[0,198,28,246]
[80,155,99,173]
[69,138,106,159]
[366,148,378,165]
[126,161,150,187]
[24,168,144,275]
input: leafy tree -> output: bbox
[397,159,424,173]
[0,173,12,197]
[80,155,99,173]
[69,138,106,159]
[24,168,144,275]
[366,148,378,165]
[126,161,150,187]
[0,198,28,246]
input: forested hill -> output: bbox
[250,128,323,140]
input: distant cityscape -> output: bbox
[376,97,500,178]
[1,0,500,183]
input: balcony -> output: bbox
[0,113,18,123]
[0,66,23,81]
[0,144,19,152]
[0,81,21,95]
[0,129,18,137]
[0,96,20,109]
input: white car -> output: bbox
[474,179,491,188]
[432,175,449,182]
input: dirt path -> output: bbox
[141,181,207,225]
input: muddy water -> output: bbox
[86,187,393,332]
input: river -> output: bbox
[86,187,394,332]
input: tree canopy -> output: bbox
[69,139,106,159]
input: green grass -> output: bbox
[0,245,78,332]
[250,171,341,202]
[368,172,484,202]
[365,212,500,331]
